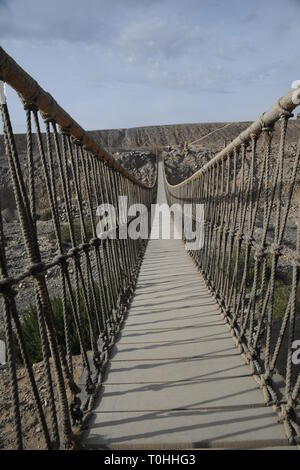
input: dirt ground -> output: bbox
[0,355,83,450]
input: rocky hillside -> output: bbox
[164,119,300,186]
[1,119,300,211]
[90,119,300,151]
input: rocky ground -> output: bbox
[163,145,214,184]
[0,355,83,449]
[0,218,100,317]
[112,150,156,187]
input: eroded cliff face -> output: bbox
[89,121,250,150]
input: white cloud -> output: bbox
[1,0,300,129]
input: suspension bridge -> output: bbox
[0,47,299,450]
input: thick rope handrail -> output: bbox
[163,89,300,446]
[0,49,157,450]
[0,46,156,189]
[165,87,300,188]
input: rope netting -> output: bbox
[0,48,157,449]
[164,87,300,445]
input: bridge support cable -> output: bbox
[164,87,300,445]
[0,47,157,449]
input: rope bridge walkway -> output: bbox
[82,161,293,449]
[0,47,299,449]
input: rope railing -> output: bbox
[164,87,300,444]
[0,47,157,449]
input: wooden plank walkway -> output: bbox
[82,162,291,449]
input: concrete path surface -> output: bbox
[82,161,292,449]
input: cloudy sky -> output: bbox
[0,0,299,131]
